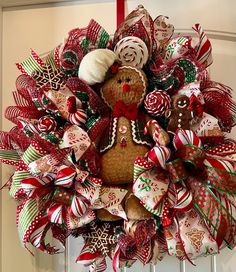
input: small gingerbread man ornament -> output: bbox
[165,94,194,134]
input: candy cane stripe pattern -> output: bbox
[204,157,235,173]
[147,145,171,169]
[55,166,76,188]
[69,109,87,126]
[173,129,202,150]
[192,24,213,68]
[47,204,64,224]
[76,244,101,265]
[144,119,160,145]
[38,115,57,132]
[21,177,49,190]
[114,36,149,69]
[173,183,193,212]
[70,196,89,218]
[144,90,171,117]
[29,216,49,249]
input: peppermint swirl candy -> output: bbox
[144,90,171,117]
[114,36,148,69]
[38,115,57,132]
[69,109,87,126]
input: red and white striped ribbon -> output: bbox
[192,24,213,67]
[173,129,202,150]
[69,195,90,218]
[147,145,171,169]
[47,204,64,224]
[29,215,49,251]
[76,244,101,266]
[55,165,76,188]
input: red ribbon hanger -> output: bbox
[116,0,125,28]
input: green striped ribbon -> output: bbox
[80,38,90,53]
[45,48,59,71]
[9,170,31,198]
[85,116,99,130]
[0,149,20,164]
[22,144,44,165]
[18,54,44,76]
[144,200,164,217]
[133,164,144,180]
[18,198,39,244]
[177,59,197,83]
[80,30,110,53]
[40,133,60,144]
[97,30,110,48]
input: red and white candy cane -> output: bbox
[144,119,161,145]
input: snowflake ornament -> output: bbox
[82,221,116,256]
[32,64,66,91]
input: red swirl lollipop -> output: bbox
[38,115,57,133]
[144,90,171,117]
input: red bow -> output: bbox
[188,94,203,118]
[112,100,138,120]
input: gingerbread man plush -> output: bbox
[79,48,169,221]
[165,94,194,135]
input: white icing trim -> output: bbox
[131,120,152,147]
[100,118,118,153]
[101,86,112,110]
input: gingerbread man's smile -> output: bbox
[177,100,188,108]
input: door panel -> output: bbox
[1,1,236,272]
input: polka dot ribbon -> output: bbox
[12,140,102,253]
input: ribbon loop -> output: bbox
[166,158,188,183]
[176,144,205,170]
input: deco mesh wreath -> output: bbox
[1,5,236,272]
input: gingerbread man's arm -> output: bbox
[165,109,174,119]
[191,110,195,119]
[186,110,195,121]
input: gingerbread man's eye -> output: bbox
[125,77,131,83]
[184,100,187,103]
[117,79,122,84]
[178,101,181,104]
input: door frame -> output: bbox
[0,1,236,272]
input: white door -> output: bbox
[1,1,236,272]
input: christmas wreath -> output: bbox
[1,5,236,272]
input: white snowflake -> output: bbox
[82,221,115,256]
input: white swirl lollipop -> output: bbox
[114,36,149,69]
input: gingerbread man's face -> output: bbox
[173,95,190,109]
[101,66,147,109]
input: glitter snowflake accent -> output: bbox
[32,64,65,91]
[82,221,115,256]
